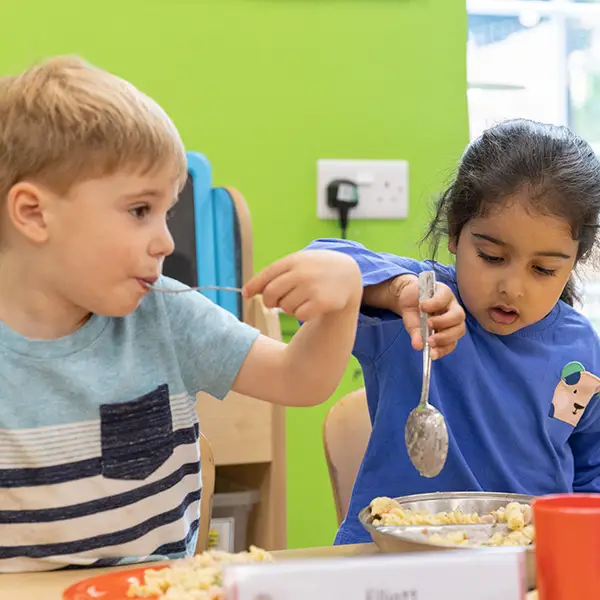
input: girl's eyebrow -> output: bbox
[472,232,505,246]
[471,232,572,260]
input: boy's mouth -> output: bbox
[489,305,519,325]
[137,277,158,291]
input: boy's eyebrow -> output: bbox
[122,190,179,207]
[122,189,163,199]
[472,232,572,259]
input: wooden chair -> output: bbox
[165,151,286,551]
[197,182,286,550]
[323,387,372,525]
[196,432,216,553]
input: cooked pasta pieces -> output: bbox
[127,546,273,600]
[369,497,535,548]
[370,496,489,527]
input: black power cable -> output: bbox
[326,179,359,239]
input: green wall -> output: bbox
[0,0,468,548]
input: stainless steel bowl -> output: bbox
[359,491,536,590]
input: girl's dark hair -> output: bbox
[424,118,600,306]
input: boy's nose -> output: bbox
[150,224,175,258]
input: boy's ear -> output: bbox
[6,181,51,244]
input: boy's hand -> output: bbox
[388,274,465,359]
[243,250,362,321]
[232,250,362,406]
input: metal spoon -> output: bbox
[404,270,449,478]
[149,284,243,294]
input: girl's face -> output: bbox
[449,191,578,335]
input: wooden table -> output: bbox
[0,543,537,599]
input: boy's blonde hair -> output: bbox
[0,55,187,202]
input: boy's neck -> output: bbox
[0,255,91,341]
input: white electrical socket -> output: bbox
[317,159,409,220]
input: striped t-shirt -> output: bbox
[0,276,259,572]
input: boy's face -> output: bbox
[40,167,179,317]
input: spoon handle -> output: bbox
[418,270,436,407]
[151,285,243,295]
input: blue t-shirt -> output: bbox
[307,239,600,545]
[0,276,259,572]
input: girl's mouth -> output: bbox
[489,306,519,325]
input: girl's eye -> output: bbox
[166,207,176,220]
[477,250,503,264]
[130,205,150,219]
[534,266,557,277]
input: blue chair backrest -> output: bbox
[162,151,242,319]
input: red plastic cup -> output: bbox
[532,494,600,600]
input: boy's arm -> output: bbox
[229,249,361,407]
[231,299,360,407]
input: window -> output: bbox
[467,1,600,317]
[467,0,600,154]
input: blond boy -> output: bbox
[0,56,361,572]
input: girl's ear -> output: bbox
[448,237,457,254]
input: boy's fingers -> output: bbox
[243,257,292,298]
[260,272,298,309]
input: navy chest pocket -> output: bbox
[100,384,174,481]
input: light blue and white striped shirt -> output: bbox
[0,276,259,572]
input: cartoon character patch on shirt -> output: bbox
[549,361,600,427]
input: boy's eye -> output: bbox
[130,205,150,219]
[477,250,503,264]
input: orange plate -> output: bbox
[63,566,166,600]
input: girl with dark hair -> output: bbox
[307,119,600,545]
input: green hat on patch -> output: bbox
[561,361,585,382]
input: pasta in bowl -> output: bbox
[359,491,536,590]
